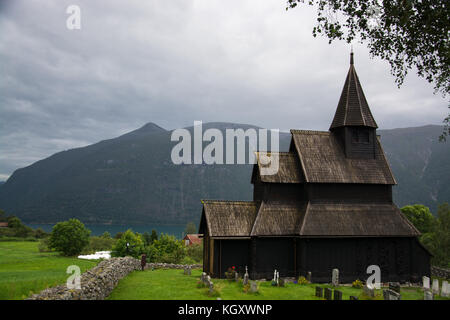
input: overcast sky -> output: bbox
[0,0,447,180]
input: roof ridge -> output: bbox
[201,200,257,205]
[290,129,329,135]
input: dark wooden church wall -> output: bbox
[216,239,251,278]
[306,184,392,203]
[298,237,430,283]
[254,238,295,279]
[253,182,306,202]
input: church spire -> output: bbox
[330,52,378,130]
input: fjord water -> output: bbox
[27,224,186,239]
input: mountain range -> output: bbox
[0,123,447,225]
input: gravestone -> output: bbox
[424,290,433,300]
[383,289,401,300]
[432,279,440,295]
[324,288,333,300]
[250,281,258,293]
[363,284,375,298]
[333,289,343,300]
[423,276,430,290]
[307,271,312,283]
[315,286,323,298]
[389,282,401,294]
[208,281,214,294]
[271,269,278,286]
[243,266,249,285]
[350,296,358,300]
[332,269,339,287]
[235,271,239,282]
[279,278,285,287]
[441,281,449,297]
[201,272,207,283]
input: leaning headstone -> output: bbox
[441,281,449,297]
[324,288,333,300]
[384,289,401,300]
[389,282,401,294]
[306,271,312,283]
[423,276,430,290]
[187,267,191,276]
[432,279,440,295]
[349,296,358,300]
[363,284,375,298]
[333,289,343,300]
[250,281,258,293]
[424,290,433,300]
[315,286,323,298]
[332,268,339,287]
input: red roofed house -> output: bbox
[183,234,202,246]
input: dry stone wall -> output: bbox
[431,266,450,280]
[27,257,202,300]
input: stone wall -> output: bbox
[27,257,140,300]
[431,266,450,280]
[145,262,202,270]
[27,258,202,300]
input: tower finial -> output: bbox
[350,46,354,65]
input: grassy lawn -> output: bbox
[107,268,450,300]
[0,241,98,300]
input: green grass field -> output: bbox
[0,241,98,300]
[107,268,449,300]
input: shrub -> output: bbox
[297,276,309,285]
[111,229,145,258]
[186,243,203,263]
[352,279,363,289]
[224,266,236,281]
[48,219,91,256]
[81,236,116,254]
[148,233,186,264]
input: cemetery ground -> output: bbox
[1,241,449,300]
[107,268,450,300]
[0,241,98,300]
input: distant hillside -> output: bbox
[379,125,449,212]
[0,123,447,224]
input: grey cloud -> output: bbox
[0,0,446,179]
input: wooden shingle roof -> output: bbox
[291,130,396,184]
[300,203,420,237]
[330,52,378,130]
[201,201,418,238]
[253,152,303,183]
[251,201,307,236]
[200,200,259,237]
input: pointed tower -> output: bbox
[330,52,378,159]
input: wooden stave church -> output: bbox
[198,53,431,283]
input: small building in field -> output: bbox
[183,234,202,246]
[199,53,431,283]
